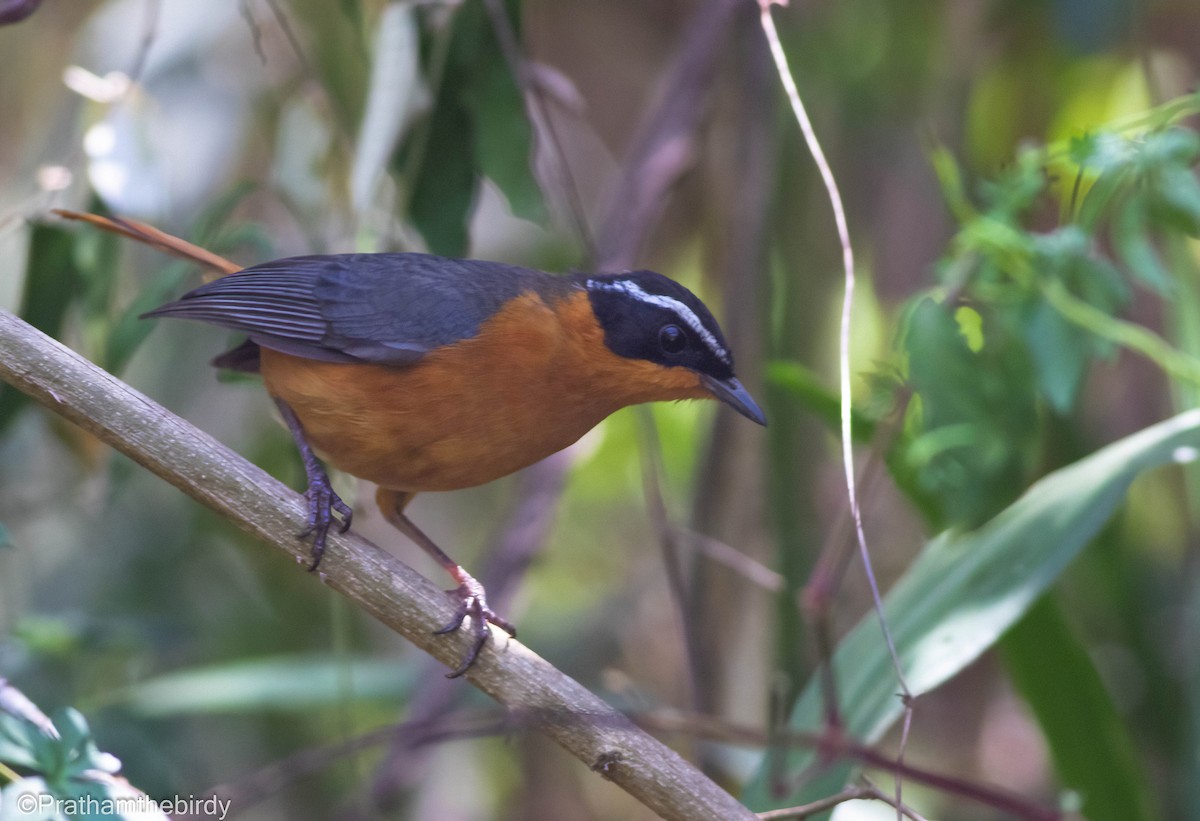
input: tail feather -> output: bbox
[51,209,242,278]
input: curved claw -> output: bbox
[437,576,516,678]
[298,475,352,571]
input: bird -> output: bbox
[54,210,766,677]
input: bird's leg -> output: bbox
[376,488,515,678]
[274,397,353,570]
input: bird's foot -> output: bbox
[436,571,516,678]
[298,471,353,571]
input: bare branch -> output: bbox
[633,711,1060,821]
[200,704,1059,821]
[594,0,741,271]
[755,785,925,821]
[0,305,756,821]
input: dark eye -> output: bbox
[659,324,686,353]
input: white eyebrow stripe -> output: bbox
[587,278,731,365]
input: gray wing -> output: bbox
[144,253,575,366]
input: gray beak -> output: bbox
[701,374,767,426]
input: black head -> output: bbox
[584,270,766,425]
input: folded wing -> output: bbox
[146,253,571,367]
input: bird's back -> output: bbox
[146,252,580,367]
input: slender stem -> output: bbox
[126,0,161,87]
[1043,277,1200,386]
[211,704,1061,821]
[633,710,1061,821]
[758,3,911,815]
[756,3,906,692]
[0,761,21,784]
[755,787,874,820]
[756,784,926,821]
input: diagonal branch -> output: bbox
[0,304,756,821]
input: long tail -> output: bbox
[51,209,242,278]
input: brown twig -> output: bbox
[262,0,313,76]
[203,713,512,815]
[681,526,785,592]
[238,0,268,65]
[51,209,241,277]
[633,711,1061,821]
[203,702,1061,821]
[637,410,702,718]
[0,306,756,821]
[755,784,926,821]
[594,0,742,272]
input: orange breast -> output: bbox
[259,290,710,492]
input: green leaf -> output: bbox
[928,141,974,223]
[191,180,261,250]
[0,714,42,770]
[1072,131,1136,175]
[103,260,194,375]
[0,700,144,820]
[21,225,83,334]
[116,655,416,715]
[461,53,545,224]
[11,616,87,657]
[1114,195,1175,295]
[1151,165,1200,236]
[285,0,369,133]
[1140,126,1200,168]
[408,92,476,256]
[901,296,1036,526]
[0,224,82,435]
[743,409,1200,812]
[1075,165,1130,232]
[764,360,875,440]
[1023,299,1091,413]
[75,217,120,323]
[447,0,543,224]
[352,1,420,215]
[1072,255,1130,317]
[1001,595,1158,821]
[48,708,115,783]
[399,0,544,249]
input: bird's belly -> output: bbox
[258,288,710,492]
[259,348,611,492]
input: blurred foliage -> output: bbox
[1,1,1200,820]
[747,404,1200,819]
[902,113,1200,528]
[0,687,166,821]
